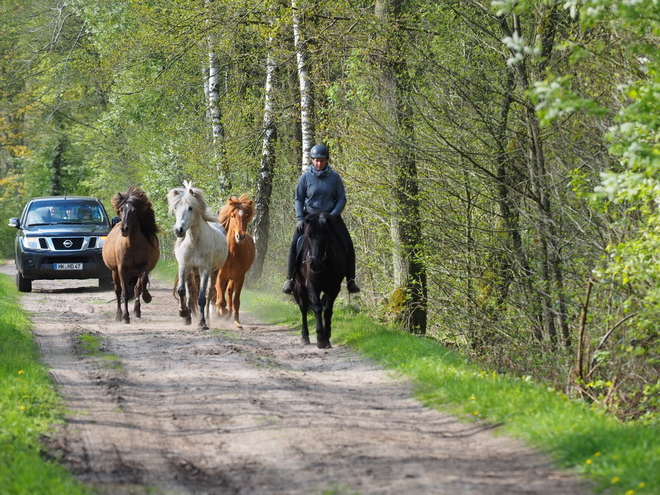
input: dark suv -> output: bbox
[8,196,116,292]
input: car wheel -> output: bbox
[16,270,32,292]
[99,278,114,290]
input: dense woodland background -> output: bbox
[1,0,659,425]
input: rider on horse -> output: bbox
[282,144,360,295]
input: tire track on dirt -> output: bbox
[1,262,594,495]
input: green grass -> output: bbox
[0,274,91,495]
[77,333,123,371]
[243,289,660,495]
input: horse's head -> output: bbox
[167,181,214,238]
[171,201,195,238]
[219,194,254,244]
[112,186,158,238]
[119,202,138,237]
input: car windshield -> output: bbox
[25,202,107,226]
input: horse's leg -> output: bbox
[216,272,229,316]
[177,266,191,325]
[310,291,327,348]
[141,271,152,303]
[112,270,123,322]
[133,276,143,319]
[318,292,338,349]
[231,276,245,329]
[298,284,311,345]
[301,306,310,345]
[225,279,235,321]
[197,268,210,329]
[207,269,218,325]
[119,268,131,324]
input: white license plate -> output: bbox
[55,263,83,270]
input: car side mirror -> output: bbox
[8,218,19,229]
[111,216,121,227]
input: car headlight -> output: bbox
[97,236,107,248]
[22,237,44,250]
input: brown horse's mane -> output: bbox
[111,186,160,238]
[218,194,254,231]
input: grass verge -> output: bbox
[242,288,659,495]
[0,274,90,494]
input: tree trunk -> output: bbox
[376,0,427,334]
[206,0,229,194]
[292,0,314,171]
[499,12,568,345]
[251,44,278,283]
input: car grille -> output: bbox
[52,237,85,250]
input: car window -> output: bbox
[26,207,53,225]
[25,202,108,226]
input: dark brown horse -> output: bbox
[102,187,160,323]
[214,194,255,329]
[293,212,347,348]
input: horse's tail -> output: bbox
[125,277,137,301]
[187,271,200,315]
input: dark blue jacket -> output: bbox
[295,165,346,222]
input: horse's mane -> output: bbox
[218,193,254,230]
[111,186,160,237]
[305,212,332,238]
[167,180,218,223]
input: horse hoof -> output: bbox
[179,309,189,318]
[142,292,152,303]
[317,341,332,349]
[123,317,130,324]
[301,337,311,345]
[199,323,209,330]
[184,316,192,326]
[233,322,243,329]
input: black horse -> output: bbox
[292,212,347,349]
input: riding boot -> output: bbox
[347,279,360,293]
[282,232,300,294]
[346,247,360,293]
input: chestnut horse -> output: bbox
[293,212,347,348]
[214,194,255,329]
[102,186,160,323]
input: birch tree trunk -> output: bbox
[292,0,314,171]
[205,0,229,194]
[251,44,278,282]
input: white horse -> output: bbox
[167,181,228,329]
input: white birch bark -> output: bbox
[205,0,228,193]
[251,44,278,281]
[292,0,314,172]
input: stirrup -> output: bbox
[282,279,294,294]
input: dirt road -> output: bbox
[1,261,592,495]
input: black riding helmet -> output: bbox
[309,144,330,159]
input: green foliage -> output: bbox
[0,273,91,494]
